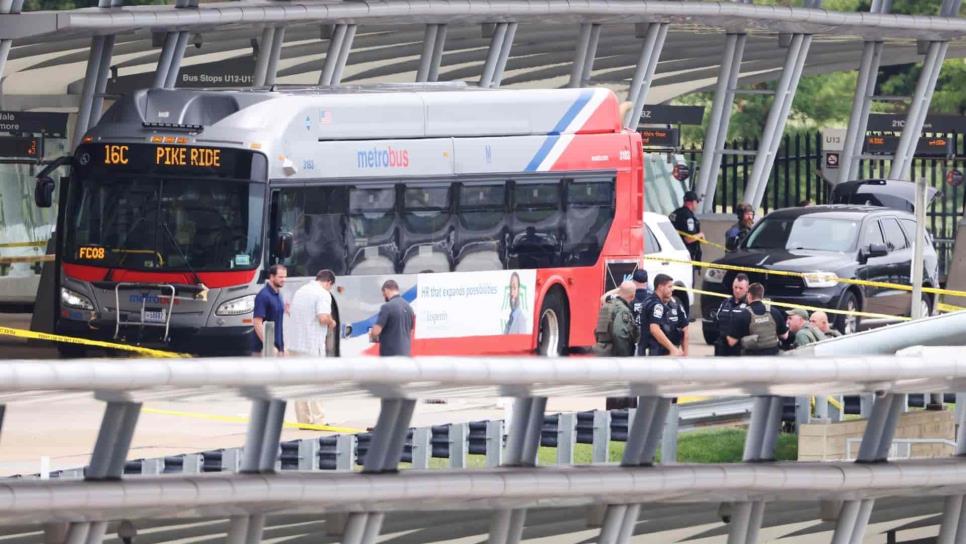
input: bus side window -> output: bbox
[274,186,349,276]
[563,177,615,266]
[400,183,453,273]
[347,185,398,276]
[508,180,563,269]
[454,181,507,272]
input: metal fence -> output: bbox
[683,131,966,278]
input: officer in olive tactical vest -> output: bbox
[644,274,689,356]
[593,281,640,356]
[725,283,788,356]
[785,308,826,349]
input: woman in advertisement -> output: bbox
[504,271,529,334]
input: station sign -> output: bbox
[867,113,966,133]
[107,57,256,95]
[0,136,42,158]
[639,127,680,149]
[863,134,954,156]
[0,111,68,138]
[638,105,705,126]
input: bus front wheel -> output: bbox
[537,290,569,357]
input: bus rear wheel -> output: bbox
[537,290,569,357]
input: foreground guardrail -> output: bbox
[2,349,966,544]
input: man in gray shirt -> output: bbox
[369,279,415,356]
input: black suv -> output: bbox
[700,204,939,343]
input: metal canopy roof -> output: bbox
[3,3,966,110]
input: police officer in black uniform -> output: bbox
[669,191,704,262]
[712,273,750,356]
[644,274,689,356]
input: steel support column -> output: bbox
[491,22,517,87]
[566,22,601,88]
[696,33,747,211]
[598,397,672,544]
[624,23,669,129]
[745,32,813,209]
[65,400,141,544]
[937,388,966,543]
[151,32,178,90]
[253,27,275,87]
[890,0,960,179]
[163,32,189,89]
[489,397,547,544]
[831,393,904,543]
[264,27,286,87]
[330,24,356,86]
[428,24,447,82]
[479,23,507,88]
[727,396,782,544]
[416,24,439,82]
[0,0,23,88]
[319,24,355,86]
[342,398,416,544]
[73,36,106,148]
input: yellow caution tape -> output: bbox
[142,407,365,434]
[0,325,187,358]
[0,255,53,265]
[647,254,966,299]
[938,302,966,313]
[675,230,728,251]
[676,285,912,322]
[0,240,47,248]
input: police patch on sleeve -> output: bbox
[652,304,664,319]
[686,218,695,231]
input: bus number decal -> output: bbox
[104,145,129,165]
[78,246,105,260]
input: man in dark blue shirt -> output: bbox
[644,274,688,356]
[253,264,287,355]
[370,279,415,356]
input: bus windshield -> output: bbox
[64,175,264,271]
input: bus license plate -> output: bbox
[144,309,167,323]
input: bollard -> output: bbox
[592,410,610,464]
[449,422,468,468]
[485,420,503,467]
[298,438,320,471]
[335,434,355,471]
[222,448,242,472]
[412,427,431,469]
[556,412,576,465]
[141,458,163,475]
[814,395,829,420]
[661,403,679,464]
[182,454,203,474]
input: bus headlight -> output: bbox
[803,271,839,288]
[61,287,94,311]
[704,268,727,283]
[216,295,255,316]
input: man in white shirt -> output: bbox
[287,269,337,424]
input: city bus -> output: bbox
[37,85,645,356]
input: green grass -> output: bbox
[404,427,797,469]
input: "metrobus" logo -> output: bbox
[357,145,410,169]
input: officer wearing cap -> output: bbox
[669,191,704,262]
[785,308,826,349]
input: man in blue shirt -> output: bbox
[253,264,287,355]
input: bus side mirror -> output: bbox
[276,231,294,260]
[34,176,55,208]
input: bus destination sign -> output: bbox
[76,143,263,180]
[103,144,223,168]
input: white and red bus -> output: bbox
[38,85,644,356]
